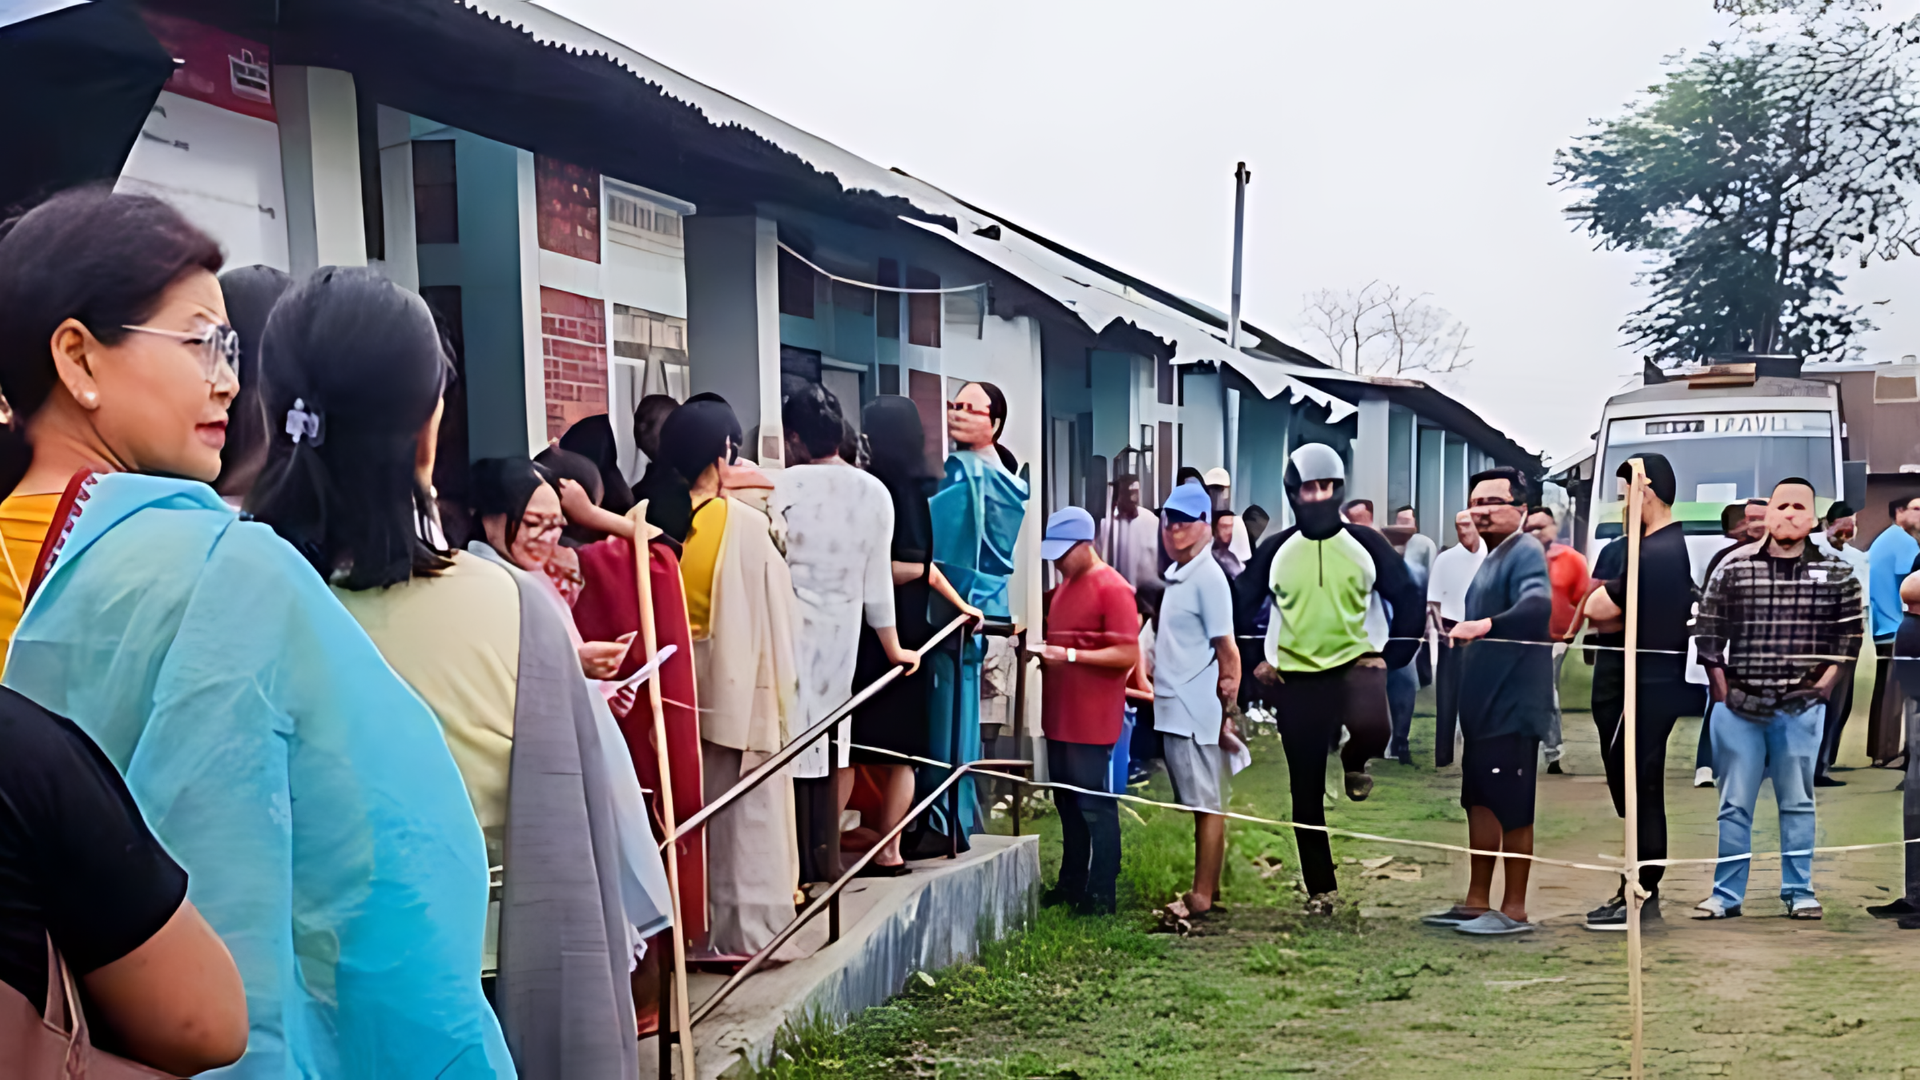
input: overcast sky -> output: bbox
[548,0,1920,463]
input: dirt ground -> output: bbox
[767,666,1920,1079]
[1319,661,1920,1079]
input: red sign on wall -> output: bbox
[535,156,600,263]
[139,10,276,124]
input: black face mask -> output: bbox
[1291,493,1345,541]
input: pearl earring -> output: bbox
[83,391,97,404]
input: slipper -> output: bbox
[1420,905,1487,927]
[855,860,912,879]
[1691,901,1741,920]
[1454,911,1534,936]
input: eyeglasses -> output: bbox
[1468,497,1526,509]
[121,321,241,388]
[946,401,991,418]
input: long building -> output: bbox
[4,0,1541,642]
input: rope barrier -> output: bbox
[844,743,1917,878]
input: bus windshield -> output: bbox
[1595,412,1835,536]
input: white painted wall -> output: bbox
[274,66,365,275]
[515,148,546,455]
[117,91,291,271]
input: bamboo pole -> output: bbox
[1623,459,1646,1080]
[629,503,697,1080]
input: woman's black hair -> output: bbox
[838,416,860,466]
[471,456,559,549]
[862,396,933,485]
[556,413,634,515]
[962,380,1018,473]
[213,264,293,498]
[782,382,844,461]
[658,396,740,483]
[534,444,609,545]
[0,187,224,494]
[245,266,454,590]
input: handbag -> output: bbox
[0,935,177,1079]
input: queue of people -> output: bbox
[0,188,1035,1076]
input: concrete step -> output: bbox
[642,832,1039,1079]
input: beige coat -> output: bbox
[692,496,800,754]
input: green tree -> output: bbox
[1554,10,1920,362]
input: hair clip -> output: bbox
[286,399,324,446]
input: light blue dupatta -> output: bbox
[5,473,512,1079]
[922,451,1030,837]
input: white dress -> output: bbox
[770,461,897,776]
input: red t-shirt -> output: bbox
[1545,543,1589,639]
[1041,563,1141,745]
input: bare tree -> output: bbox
[1298,281,1472,377]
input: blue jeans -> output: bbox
[1387,663,1418,761]
[1709,699,1822,908]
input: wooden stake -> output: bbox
[629,503,697,1080]
[1623,459,1646,1080]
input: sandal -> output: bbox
[1420,904,1486,927]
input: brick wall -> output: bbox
[541,287,606,442]
[535,155,599,262]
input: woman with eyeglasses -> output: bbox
[0,194,516,1073]
[918,381,1029,850]
[247,270,668,1076]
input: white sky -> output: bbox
[547,0,1920,464]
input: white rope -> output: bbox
[777,241,987,295]
[843,741,1920,877]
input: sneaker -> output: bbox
[1691,899,1742,920]
[1787,897,1823,920]
[1585,893,1659,931]
[1867,897,1920,919]
[1305,890,1340,916]
[1898,914,1920,930]
[1344,771,1374,801]
[1547,760,1564,775]
[1455,911,1535,936]
[1813,774,1846,788]
[1693,767,1715,788]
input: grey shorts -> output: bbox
[1163,733,1230,813]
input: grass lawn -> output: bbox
[754,667,1920,1078]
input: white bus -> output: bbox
[1585,365,1844,578]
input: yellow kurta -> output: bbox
[333,550,521,867]
[0,491,59,674]
[681,496,727,639]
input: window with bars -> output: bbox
[607,191,682,240]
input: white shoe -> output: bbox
[1693,767,1715,788]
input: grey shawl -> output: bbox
[494,557,641,1079]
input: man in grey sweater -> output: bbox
[1425,466,1554,936]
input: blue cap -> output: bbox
[1040,506,1096,561]
[1161,479,1212,524]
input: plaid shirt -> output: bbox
[1694,540,1864,714]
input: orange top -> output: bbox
[0,491,60,674]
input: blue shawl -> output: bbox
[5,473,512,1078]
[929,450,1029,621]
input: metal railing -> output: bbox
[664,612,972,847]
[653,610,1033,1069]
[686,756,1033,1027]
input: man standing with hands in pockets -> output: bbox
[1152,480,1241,922]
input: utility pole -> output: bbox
[1224,162,1251,490]
[1228,161,1251,350]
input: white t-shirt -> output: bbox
[1428,541,1486,623]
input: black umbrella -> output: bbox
[0,0,176,215]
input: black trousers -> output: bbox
[1270,663,1390,897]
[1048,739,1121,913]
[1592,680,1700,895]
[1817,659,1858,778]
[1435,620,1462,766]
